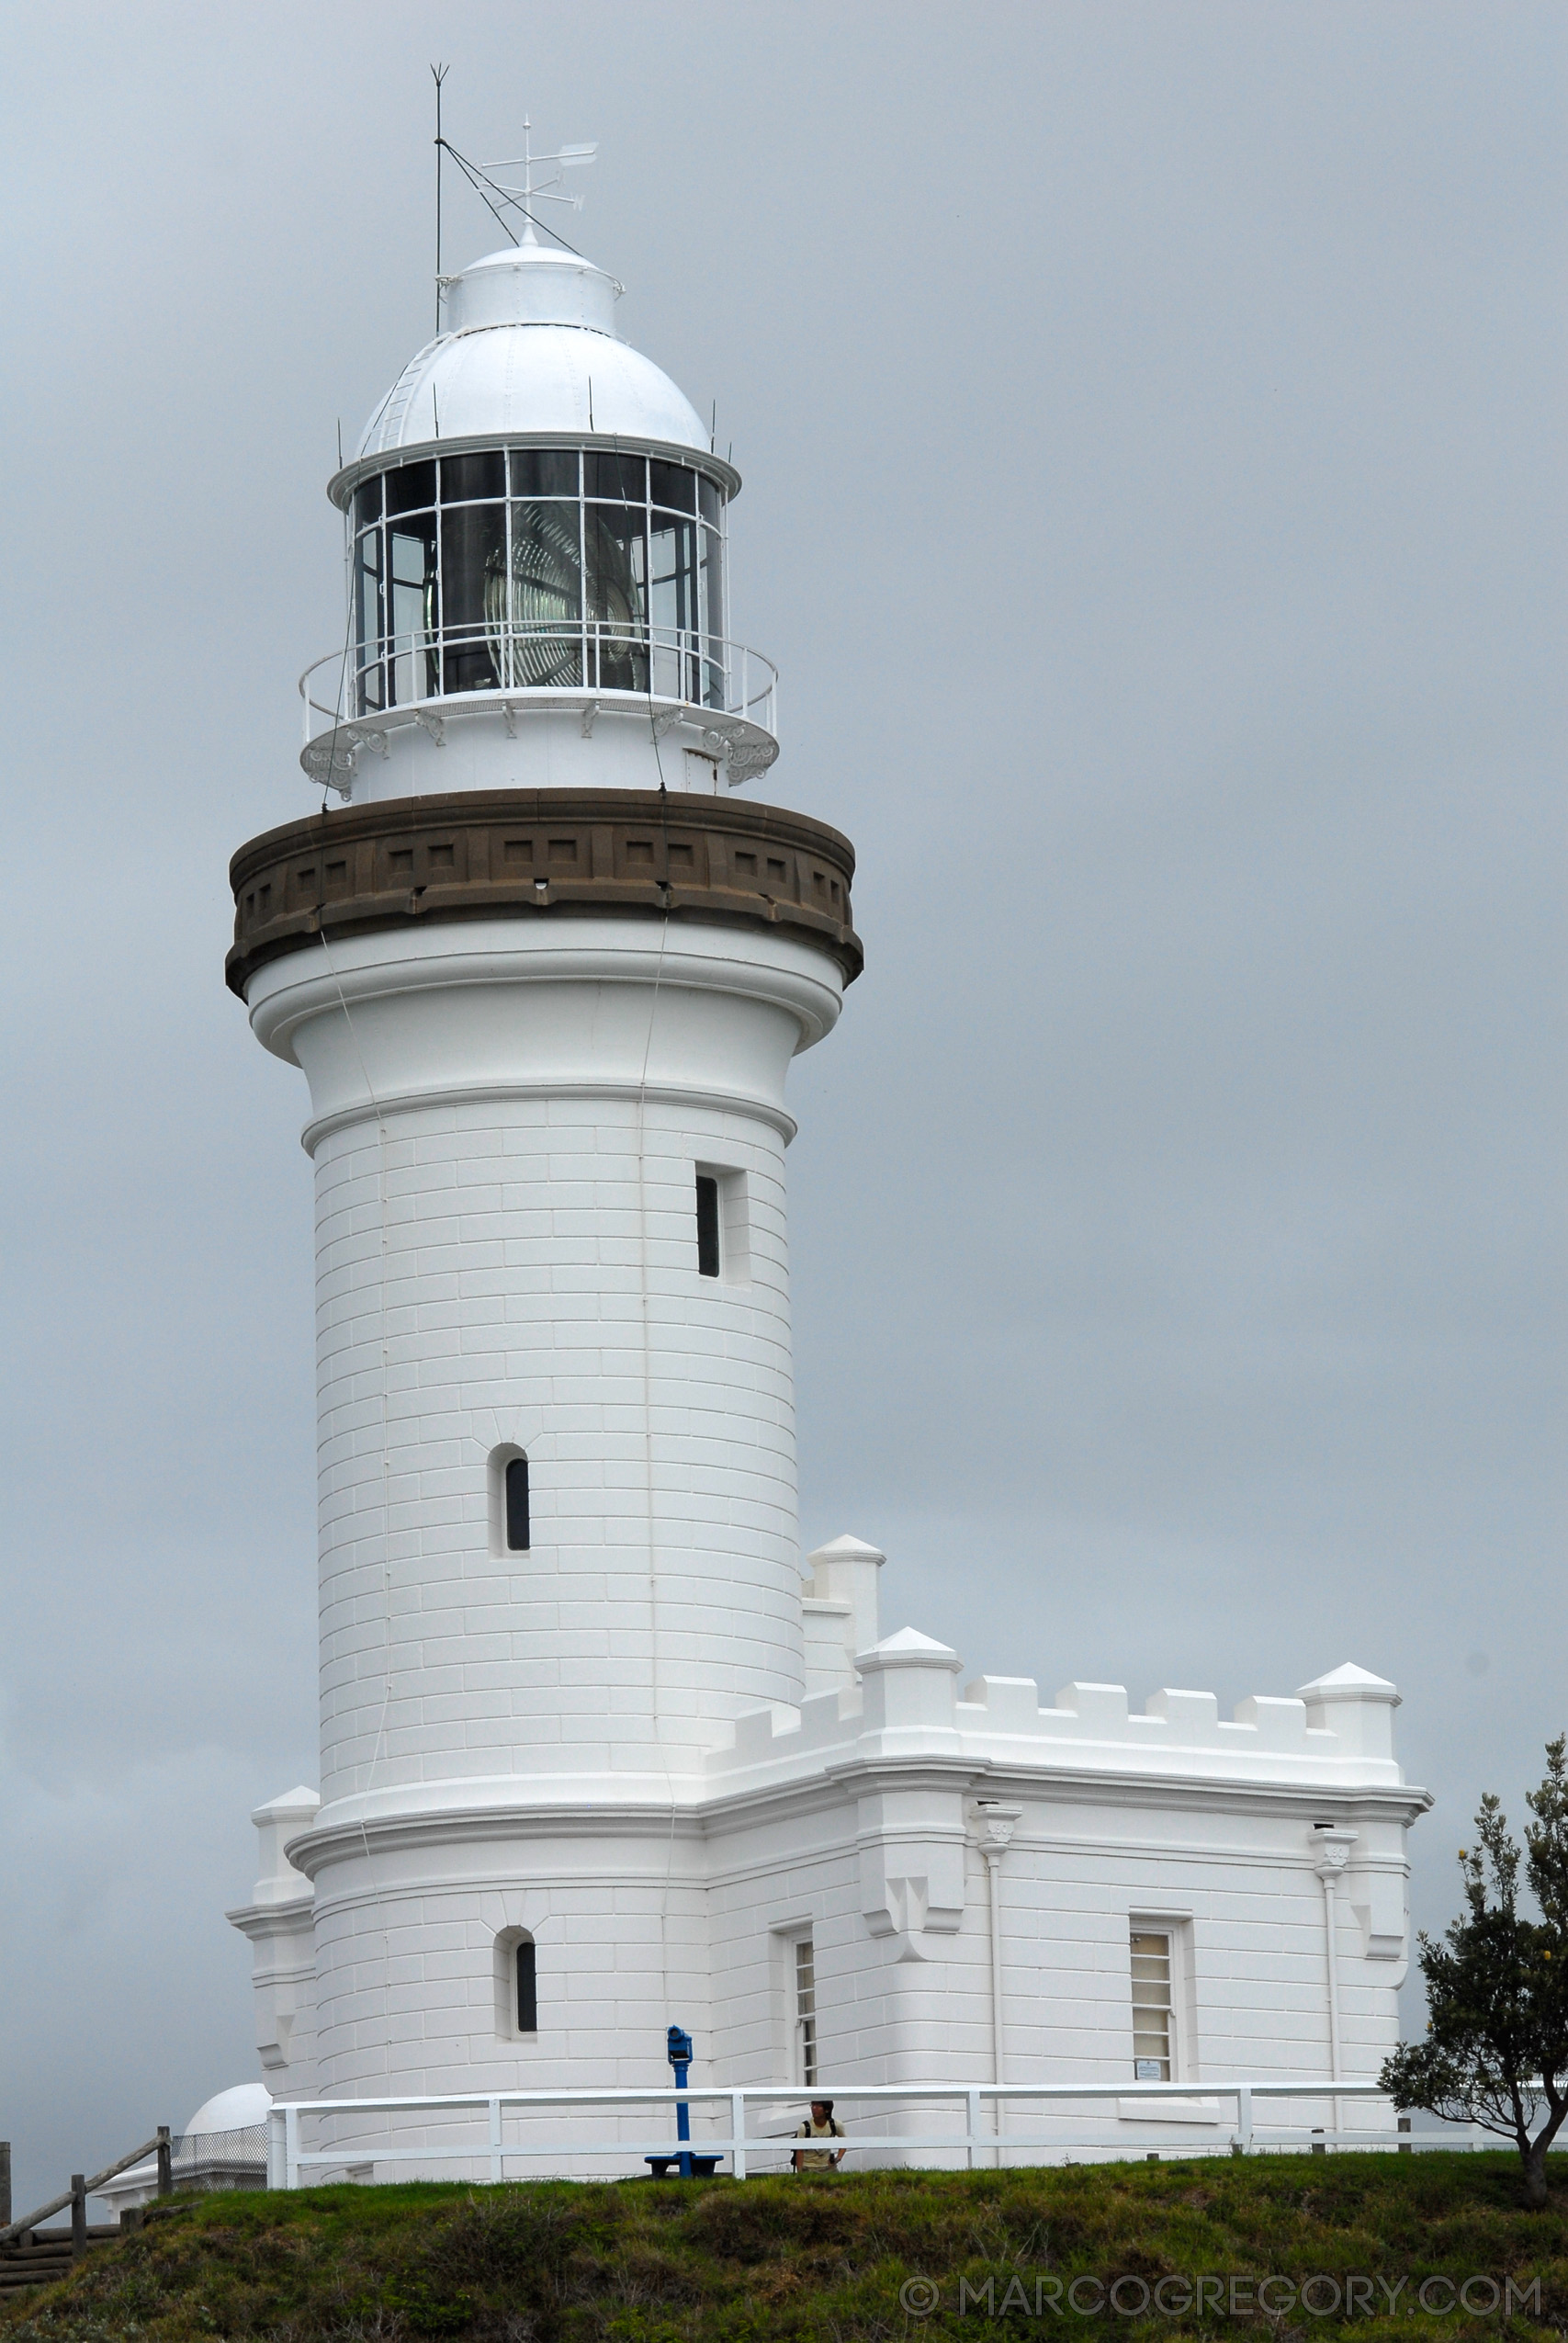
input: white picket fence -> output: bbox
[264,2077,1461,2189]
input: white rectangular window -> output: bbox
[695,1172,721,1276]
[1131,1928,1173,2080]
[794,1934,818,2088]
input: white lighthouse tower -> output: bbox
[227,185,1427,2169]
[227,209,860,2106]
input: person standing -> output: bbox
[790,2100,847,2171]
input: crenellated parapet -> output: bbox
[706,1624,1423,1976]
[709,1644,1409,1794]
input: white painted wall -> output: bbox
[225,1785,320,2096]
[306,1088,800,1799]
[341,703,746,805]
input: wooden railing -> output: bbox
[0,2129,172,2251]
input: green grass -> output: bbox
[2,2156,1564,2342]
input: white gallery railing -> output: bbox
[265,2078,1454,2190]
[300,624,779,754]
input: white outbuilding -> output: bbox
[222,215,1428,2174]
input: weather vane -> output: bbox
[482,118,598,236]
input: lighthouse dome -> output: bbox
[183,2081,274,2134]
[352,240,709,471]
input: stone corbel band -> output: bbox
[227,787,863,996]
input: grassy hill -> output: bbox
[2,2155,1563,2341]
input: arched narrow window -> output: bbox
[495,1925,539,2040]
[505,1455,530,1551]
[515,1936,537,2033]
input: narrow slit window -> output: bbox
[695,1173,720,1278]
[505,1456,531,1552]
[1130,1929,1172,2080]
[795,1935,818,2088]
[516,1937,537,2032]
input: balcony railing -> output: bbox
[299,621,779,787]
[259,2077,1450,2190]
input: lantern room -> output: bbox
[303,238,778,802]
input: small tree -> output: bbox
[1381,1735,1568,2207]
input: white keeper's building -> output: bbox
[221,220,1428,2167]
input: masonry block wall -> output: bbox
[311,1090,801,1800]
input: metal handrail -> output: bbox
[265,2078,1416,2189]
[299,622,779,751]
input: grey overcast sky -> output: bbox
[1,0,1561,2208]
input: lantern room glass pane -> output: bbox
[441,449,505,504]
[353,478,383,533]
[650,515,697,631]
[650,514,699,700]
[440,502,505,692]
[700,527,726,707]
[511,447,578,498]
[388,513,439,704]
[585,505,648,691]
[586,449,646,502]
[506,501,584,686]
[355,529,384,713]
[650,459,697,514]
[386,460,436,515]
[698,475,722,526]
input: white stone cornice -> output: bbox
[225,1894,314,1941]
[246,917,845,1073]
[299,1075,798,1153]
[934,1764,1433,1828]
[701,1732,1433,1823]
[289,1796,716,1878]
[823,1756,996,1795]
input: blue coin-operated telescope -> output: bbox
[646,2024,720,2179]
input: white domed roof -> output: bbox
[354,239,708,469]
[184,2081,272,2134]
